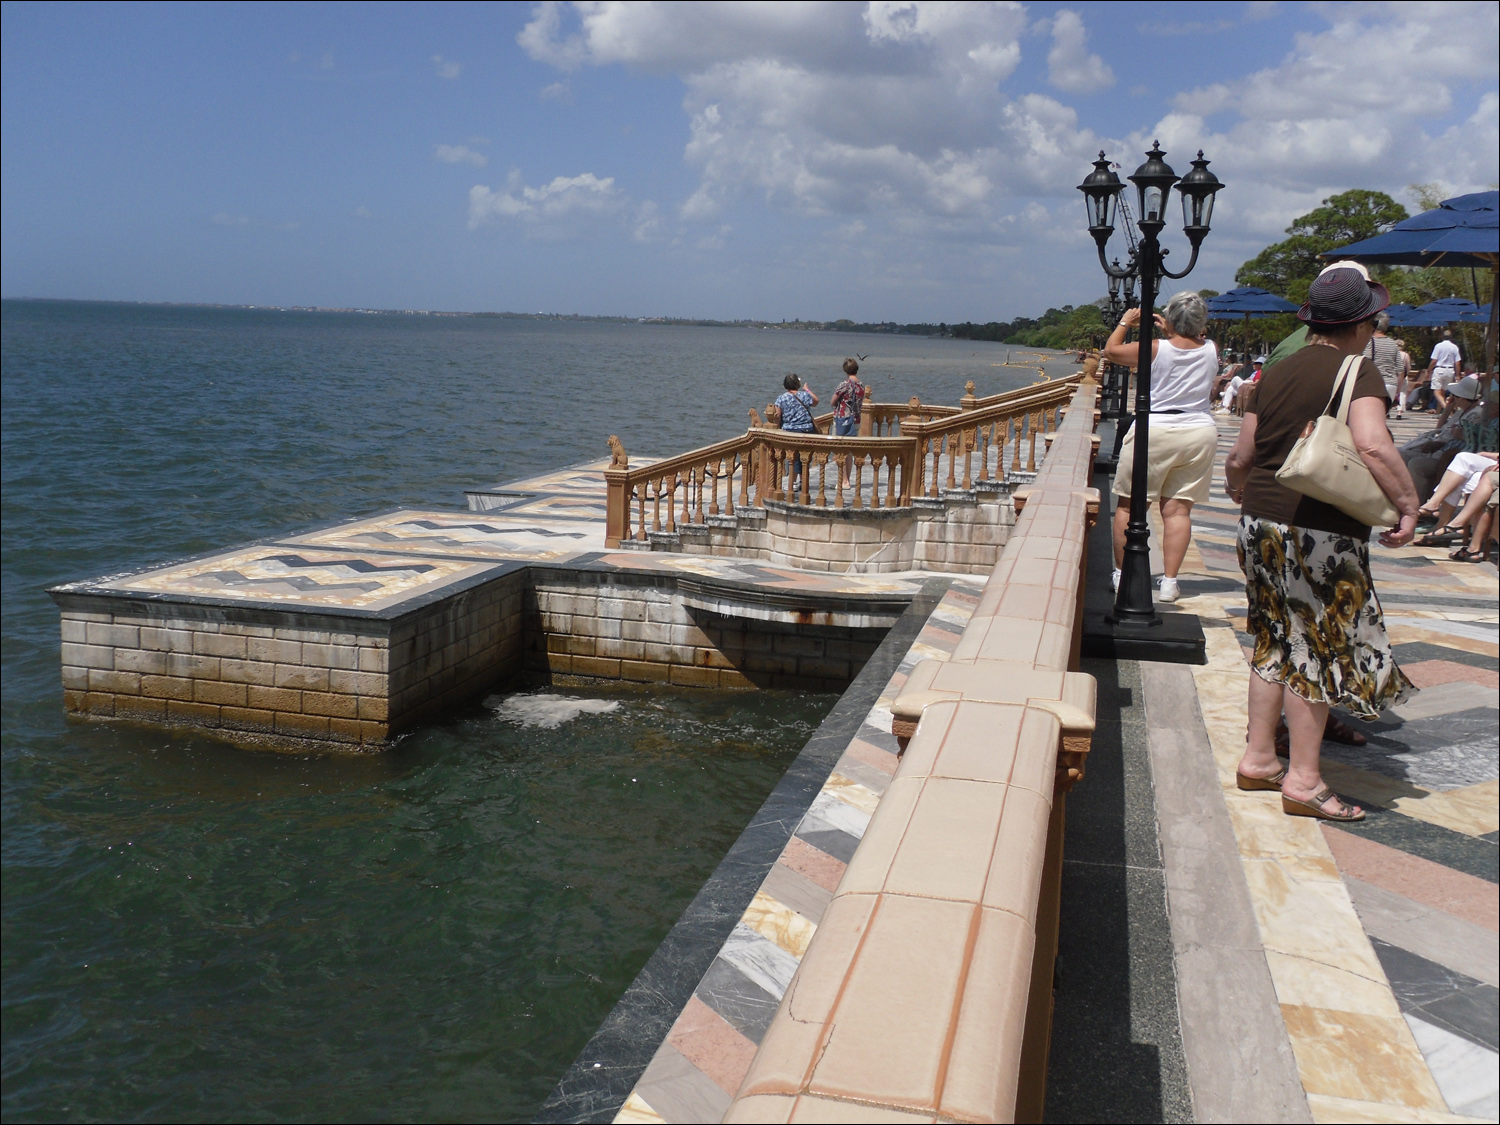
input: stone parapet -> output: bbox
[722,380,1100,1123]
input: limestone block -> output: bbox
[115,648,169,676]
[62,642,114,670]
[89,669,141,695]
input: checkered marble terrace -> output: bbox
[50,458,955,750]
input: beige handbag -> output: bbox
[1276,354,1400,528]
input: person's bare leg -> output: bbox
[1419,469,1468,516]
[1112,499,1129,568]
[1280,687,1353,815]
[1238,670,1284,781]
[1160,498,1193,578]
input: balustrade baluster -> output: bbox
[977,424,992,483]
[887,453,899,507]
[851,454,864,510]
[798,452,811,505]
[946,432,958,491]
[1013,416,1025,474]
[681,469,693,527]
[1027,412,1039,472]
[961,427,974,489]
[665,476,677,532]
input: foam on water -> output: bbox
[486,692,623,728]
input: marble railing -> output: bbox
[723,379,1102,1123]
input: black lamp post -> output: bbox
[1079,143,1222,628]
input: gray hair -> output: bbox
[1375,311,1390,331]
[1163,291,1208,337]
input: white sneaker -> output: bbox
[1158,576,1180,603]
[1111,567,1121,592]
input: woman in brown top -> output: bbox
[1223,263,1419,821]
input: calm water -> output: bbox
[1,300,1054,1121]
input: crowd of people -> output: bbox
[1213,323,1483,419]
[1096,261,1495,821]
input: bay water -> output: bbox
[1,300,1054,1121]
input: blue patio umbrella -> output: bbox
[1324,191,1498,365]
[1205,287,1300,316]
[1206,287,1298,358]
[1326,191,1497,270]
[1414,297,1488,323]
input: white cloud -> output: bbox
[505,1,1496,310]
[354,206,373,219]
[435,144,488,167]
[1046,10,1114,94]
[1157,1,1498,217]
[540,81,571,101]
[468,171,626,235]
[432,54,463,79]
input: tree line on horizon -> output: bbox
[861,183,1491,359]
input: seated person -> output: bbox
[1401,376,1484,504]
[1436,468,1498,561]
[1414,449,1500,545]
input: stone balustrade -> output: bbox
[723,378,1101,1123]
[604,377,1082,551]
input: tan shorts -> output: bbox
[1113,422,1217,504]
[1433,368,1459,392]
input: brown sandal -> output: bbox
[1323,715,1368,746]
[1282,787,1365,821]
[1237,766,1286,792]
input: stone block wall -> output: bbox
[641,485,1017,574]
[60,604,393,747]
[388,571,528,731]
[59,567,892,748]
[526,571,886,693]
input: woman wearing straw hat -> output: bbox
[1223,262,1419,821]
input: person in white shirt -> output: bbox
[1102,290,1219,603]
[1428,331,1462,410]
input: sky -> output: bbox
[2,1,1496,323]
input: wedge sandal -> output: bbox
[1236,767,1286,792]
[1282,787,1364,821]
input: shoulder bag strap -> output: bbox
[1332,354,1362,423]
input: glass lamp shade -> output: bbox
[1108,269,1121,299]
[1177,150,1222,238]
[1078,151,1124,235]
[1128,141,1178,227]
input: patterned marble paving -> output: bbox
[97,546,494,611]
[613,583,983,1124]
[1172,413,1498,1124]
[286,510,606,560]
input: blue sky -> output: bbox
[3,1,1496,321]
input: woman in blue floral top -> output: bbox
[775,374,818,490]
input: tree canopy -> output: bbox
[1235,189,1409,302]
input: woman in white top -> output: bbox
[1101,291,1219,603]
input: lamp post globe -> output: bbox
[1177,150,1222,244]
[1077,151,1125,249]
[1127,141,1178,229]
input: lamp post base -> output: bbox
[1081,609,1206,664]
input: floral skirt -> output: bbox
[1237,516,1415,719]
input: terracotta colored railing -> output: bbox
[905,379,1078,498]
[724,379,1103,1124]
[603,374,1085,548]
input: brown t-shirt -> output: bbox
[1241,346,1389,538]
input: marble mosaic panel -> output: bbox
[98,547,495,611]
[286,510,606,561]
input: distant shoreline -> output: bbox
[0,297,1016,340]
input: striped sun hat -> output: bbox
[1298,260,1390,326]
